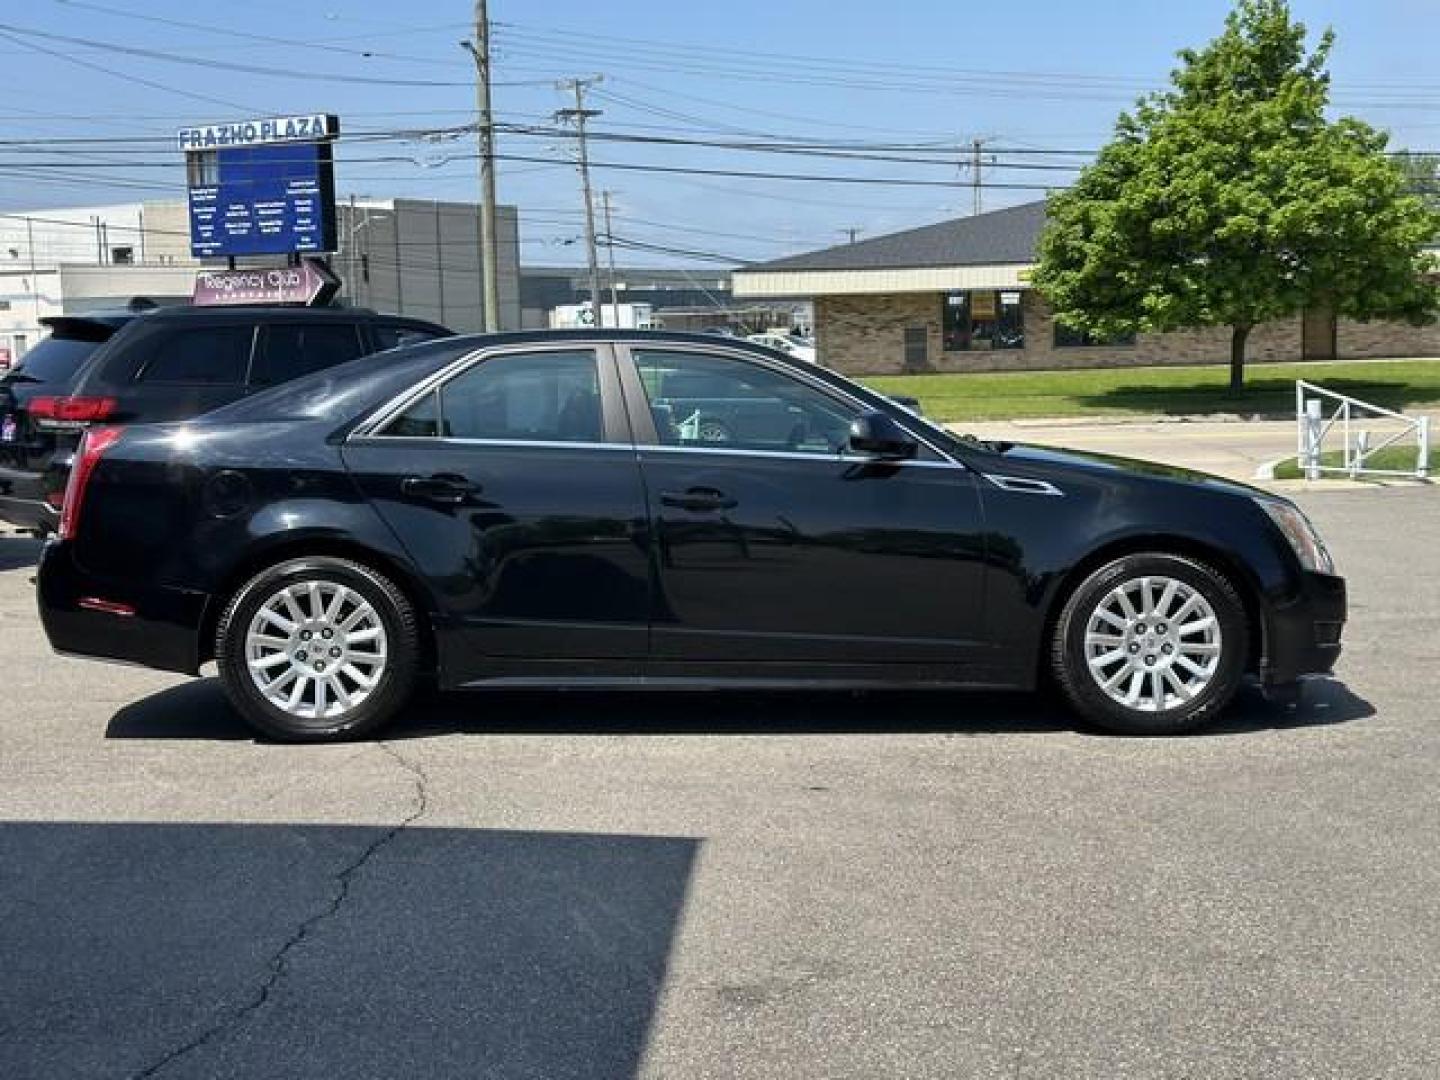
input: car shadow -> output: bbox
[106,676,1375,743]
[0,534,42,572]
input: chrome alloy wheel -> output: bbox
[1083,575,1223,713]
[244,581,389,721]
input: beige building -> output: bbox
[732,201,1440,375]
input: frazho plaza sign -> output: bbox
[176,114,338,152]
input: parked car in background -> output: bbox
[38,330,1344,743]
[0,305,451,535]
[746,331,817,364]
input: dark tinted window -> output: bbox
[374,323,448,351]
[7,336,106,385]
[383,350,601,443]
[252,323,366,387]
[138,326,254,385]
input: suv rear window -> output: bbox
[7,336,107,386]
[251,323,366,387]
[138,325,255,385]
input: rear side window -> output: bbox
[374,322,448,352]
[251,323,366,387]
[382,350,601,443]
[137,325,255,385]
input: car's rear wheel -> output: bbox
[216,557,419,742]
[1051,553,1248,735]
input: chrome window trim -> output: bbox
[351,342,616,442]
[636,444,963,468]
[347,434,636,453]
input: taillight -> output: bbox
[58,425,123,541]
[30,396,118,423]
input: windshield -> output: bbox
[7,335,107,386]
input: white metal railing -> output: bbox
[1296,380,1430,480]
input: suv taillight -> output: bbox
[58,425,123,541]
[30,396,117,423]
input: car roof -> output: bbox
[435,328,798,355]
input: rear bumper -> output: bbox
[1261,570,1347,686]
[37,539,208,675]
[0,453,70,533]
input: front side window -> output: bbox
[382,350,601,443]
[138,325,254,385]
[633,349,856,456]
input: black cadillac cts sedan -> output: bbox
[37,331,1345,742]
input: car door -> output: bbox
[619,344,991,677]
[341,342,652,684]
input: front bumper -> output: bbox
[1261,570,1346,686]
[37,539,209,675]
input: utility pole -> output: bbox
[839,226,863,244]
[556,76,605,327]
[966,137,995,216]
[601,190,621,329]
[461,0,501,332]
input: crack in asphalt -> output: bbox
[129,741,430,1080]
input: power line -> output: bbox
[0,21,475,87]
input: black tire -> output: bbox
[1050,553,1249,736]
[215,556,420,742]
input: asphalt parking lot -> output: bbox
[2,486,1438,1079]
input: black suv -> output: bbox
[0,305,451,534]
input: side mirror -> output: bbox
[848,411,917,460]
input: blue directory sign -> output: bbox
[182,115,339,259]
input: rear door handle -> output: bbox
[660,487,737,512]
[401,473,480,504]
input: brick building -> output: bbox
[731,200,1440,375]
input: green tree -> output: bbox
[1033,0,1440,390]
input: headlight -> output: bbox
[1255,497,1335,574]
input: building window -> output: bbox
[1053,321,1137,348]
[111,246,134,265]
[942,290,1024,351]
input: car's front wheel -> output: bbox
[216,556,420,742]
[1051,553,1248,735]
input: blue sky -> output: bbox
[3,0,1439,266]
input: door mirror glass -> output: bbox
[847,411,917,459]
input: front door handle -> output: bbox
[660,486,737,512]
[401,473,480,504]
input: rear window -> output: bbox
[201,337,476,425]
[8,336,106,385]
[138,325,255,385]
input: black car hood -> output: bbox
[987,440,1268,498]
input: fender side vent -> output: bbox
[983,474,1063,496]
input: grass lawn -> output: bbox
[860,359,1440,422]
[1271,444,1437,480]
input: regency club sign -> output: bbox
[176,114,339,152]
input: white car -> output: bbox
[746,332,817,364]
